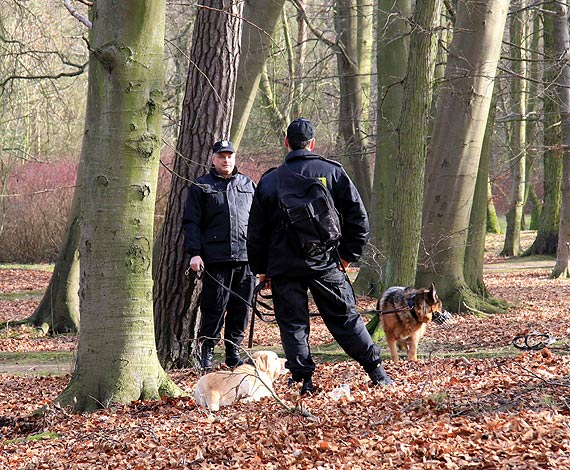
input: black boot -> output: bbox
[288,376,315,395]
[300,378,315,396]
[368,363,395,386]
[200,345,214,374]
[225,344,243,368]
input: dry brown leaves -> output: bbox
[1,266,569,469]
[0,269,52,294]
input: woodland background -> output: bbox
[0,0,550,264]
[1,0,569,468]
[0,235,569,468]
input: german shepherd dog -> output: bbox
[379,283,443,362]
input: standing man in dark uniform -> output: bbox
[247,119,394,394]
[183,140,255,373]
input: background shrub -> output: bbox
[0,161,76,263]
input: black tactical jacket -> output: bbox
[183,167,255,264]
[247,149,369,277]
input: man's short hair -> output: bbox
[287,118,314,150]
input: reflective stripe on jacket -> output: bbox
[247,149,369,277]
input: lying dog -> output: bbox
[194,350,285,411]
[379,283,443,362]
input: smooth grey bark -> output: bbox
[153,0,244,369]
[527,185,541,230]
[464,91,506,310]
[486,177,502,234]
[230,0,287,147]
[379,0,442,288]
[290,0,307,119]
[416,0,509,313]
[552,0,570,278]
[501,2,528,256]
[525,12,563,255]
[352,0,411,296]
[522,14,542,231]
[56,0,181,412]
[334,0,373,207]
[259,64,289,143]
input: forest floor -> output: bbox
[0,231,569,469]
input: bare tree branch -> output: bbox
[288,0,357,69]
[0,57,87,90]
[63,0,92,29]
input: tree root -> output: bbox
[451,285,508,315]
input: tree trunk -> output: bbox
[501,3,528,257]
[381,0,442,288]
[527,185,541,230]
[259,64,289,143]
[28,145,86,333]
[291,0,307,118]
[552,0,570,278]
[416,0,509,313]
[334,0,373,207]
[230,0,287,147]
[525,12,563,255]
[487,177,502,234]
[465,129,492,297]
[352,0,411,296]
[356,0,374,117]
[522,13,542,231]
[55,0,181,412]
[153,0,244,370]
[464,91,505,309]
[27,193,80,333]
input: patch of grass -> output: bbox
[0,351,73,364]
[0,263,54,271]
[426,391,447,409]
[0,289,46,301]
[540,394,554,406]
[4,431,59,445]
[0,351,74,376]
[0,323,45,340]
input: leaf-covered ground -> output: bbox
[1,242,569,468]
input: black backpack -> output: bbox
[276,163,342,257]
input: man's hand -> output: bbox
[338,259,350,271]
[258,274,271,291]
[189,255,204,272]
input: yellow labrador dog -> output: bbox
[194,350,285,411]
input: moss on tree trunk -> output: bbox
[54,0,182,412]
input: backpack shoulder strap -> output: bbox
[277,163,312,196]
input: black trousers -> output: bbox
[271,267,381,380]
[198,263,255,351]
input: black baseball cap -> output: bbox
[287,118,314,141]
[212,140,235,154]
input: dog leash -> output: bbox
[187,266,453,348]
[185,267,275,349]
[512,332,556,351]
[185,267,279,321]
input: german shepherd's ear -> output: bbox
[429,283,437,303]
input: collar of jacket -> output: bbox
[284,149,321,163]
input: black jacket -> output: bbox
[247,149,369,277]
[183,167,255,264]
